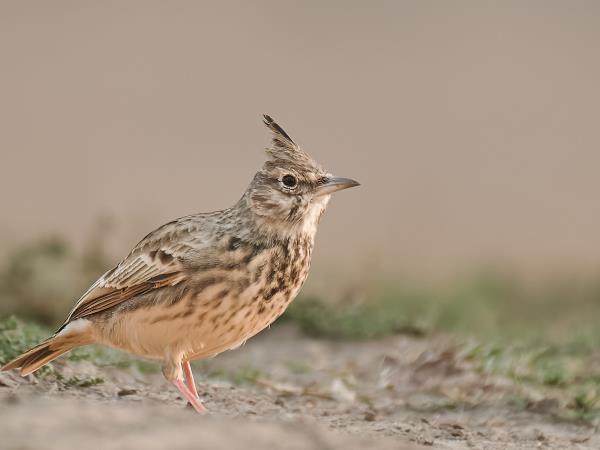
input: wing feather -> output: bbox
[61,219,200,326]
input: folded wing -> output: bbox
[61,218,199,327]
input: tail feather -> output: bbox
[2,331,91,376]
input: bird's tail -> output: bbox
[1,327,93,376]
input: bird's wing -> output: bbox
[62,216,204,325]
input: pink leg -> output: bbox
[172,379,207,414]
[182,361,199,399]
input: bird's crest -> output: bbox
[263,114,296,150]
[262,114,315,167]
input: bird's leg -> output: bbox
[182,360,199,399]
[163,358,206,414]
[172,379,207,414]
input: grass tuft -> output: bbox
[0,315,49,365]
[64,375,105,388]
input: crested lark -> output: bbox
[2,115,359,413]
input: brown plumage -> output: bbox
[1,115,359,413]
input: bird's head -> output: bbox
[245,115,359,236]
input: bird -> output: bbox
[1,115,359,413]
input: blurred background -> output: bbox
[2,1,600,431]
[1,1,600,342]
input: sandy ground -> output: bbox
[1,324,598,450]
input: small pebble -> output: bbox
[118,388,138,397]
[364,411,377,422]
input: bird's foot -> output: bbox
[173,379,207,414]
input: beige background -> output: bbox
[1,1,600,280]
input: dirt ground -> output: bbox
[1,324,598,450]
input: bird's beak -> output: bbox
[314,176,360,197]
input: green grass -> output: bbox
[0,315,49,365]
[0,316,111,389]
[230,367,266,384]
[286,272,600,346]
[284,289,429,339]
[284,272,600,420]
[63,375,105,388]
[463,339,600,421]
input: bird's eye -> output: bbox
[282,174,298,188]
